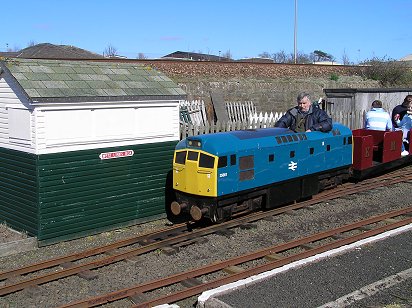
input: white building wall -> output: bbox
[35,100,180,154]
[0,77,36,153]
[1,75,180,155]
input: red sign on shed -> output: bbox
[99,150,134,160]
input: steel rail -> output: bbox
[0,223,193,280]
[58,207,412,307]
[0,172,411,296]
[132,212,412,307]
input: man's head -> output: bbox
[403,95,412,107]
[372,100,383,108]
[297,92,312,112]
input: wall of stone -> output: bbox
[141,60,380,112]
[173,76,379,112]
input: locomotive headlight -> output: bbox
[188,140,201,148]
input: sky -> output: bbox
[2,0,411,63]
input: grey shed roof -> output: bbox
[0,58,186,103]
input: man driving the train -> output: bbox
[275,92,332,133]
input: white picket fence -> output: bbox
[226,101,256,122]
[179,100,366,139]
[179,100,207,125]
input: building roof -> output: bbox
[5,43,105,59]
[399,54,412,62]
[0,51,20,58]
[162,51,231,61]
[0,58,186,103]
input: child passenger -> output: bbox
[395,101,412,156]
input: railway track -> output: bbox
[0,168,411,303]
[62,207,412,307]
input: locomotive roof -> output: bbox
[177,123,351,155]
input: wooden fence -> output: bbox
[179,100,366,139]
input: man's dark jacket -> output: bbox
[275,106,332,132]
[391,104,408,128]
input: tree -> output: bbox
[103,44,118,58]
[271,50,292,63]
[313,50,334,62]
[27,41,37,47]
[6,44,20,52]
[137,53,147,59]
[222,50,232,60]
[360,56,412,86]
[341,50,351,65]
[258,52,272,59]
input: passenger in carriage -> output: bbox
[391,95,412,129]
[275,92,332,133]
[394,100,412,156]
[364,100,392,131]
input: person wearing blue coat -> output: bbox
[275,92,332,133]
[395,101,412,156]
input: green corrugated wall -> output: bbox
[0,148,38,235]
[0,141,177,245]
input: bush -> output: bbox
[330,73,339,81]
[361,56,412,87]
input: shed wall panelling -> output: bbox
[0,107,7,142]
[324,89,412,115]
[0,147,38,235]
[36,141,177,244]
[36,103,179,154]
[0,78,20,104]
[0,107,36,153]
[0,77,36,152]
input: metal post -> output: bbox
[294,0,297,64]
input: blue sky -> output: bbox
[2,0,411,63]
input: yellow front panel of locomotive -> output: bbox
[173,150,217,197]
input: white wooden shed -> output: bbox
[0,58,186,245]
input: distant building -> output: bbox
[0,43,104,59]
[0,51,19,58]
[399,54,412,67]
[313,61,343,65]
[162,51,231,61]
[236,57,274,63]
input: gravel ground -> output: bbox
[0,169,411,308]
[0,224,28,244]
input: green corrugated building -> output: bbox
[0,58,186,245]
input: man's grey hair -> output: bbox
[297,92,311,102]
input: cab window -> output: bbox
[187,151,199,161]
[218,156,227,168]
[199,153,215,168]
[175,151,187,164]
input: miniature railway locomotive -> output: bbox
[170,122,411,222]
[171,123,356,222]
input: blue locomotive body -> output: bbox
[172,123,353,221]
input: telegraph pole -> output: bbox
[294,0,297,64]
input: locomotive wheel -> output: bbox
[190,206,207,221]
[171,201,188,216]
[170,201,181,215]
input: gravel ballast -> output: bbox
[0,169,411,307]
